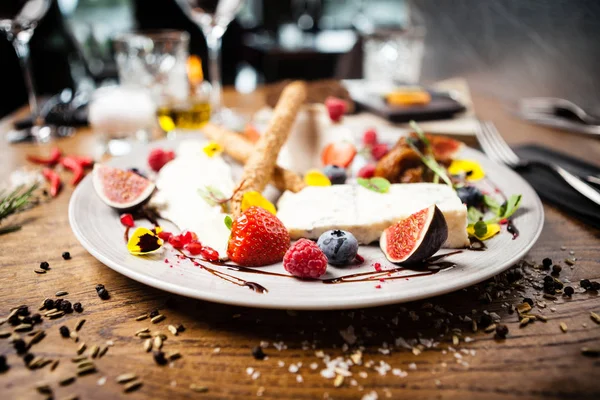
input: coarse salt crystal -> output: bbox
[97,377,107,386]
[361,391,378,400]
[246,367,254,375]
[310,362,318,370]
[408,363,417,370]
[252,371,261,380]
[296,375,303,383]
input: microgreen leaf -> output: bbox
[407,141,453,187]
[357,177,391,193]
[486,194,522,223]
[198,185,227,207]
[409,120,430,147]
[483,195,501,213]
[224,215,233,230]
[473,220,488,238]
[467,206,484,225]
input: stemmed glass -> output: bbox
[175,0,244,126]
[0,0,52,142]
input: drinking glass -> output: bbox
[175,0,245,126]
[0,0,52,141]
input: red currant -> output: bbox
[119,213,134,228]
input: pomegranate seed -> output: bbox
[119,213,134,228]
[180,231,194,245]
[168,235,184,249]
[200,246,219,262]
[373,262,382,271]
[158,231,172,241]
[185,241,203,255]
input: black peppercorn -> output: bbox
[13,339,26,354]
[60,300,72,313]
[0,355,8,373]
[479,314,493,328]
[176,324,185,333]
[554,281,564,290]
[495,324,509,339]
[23,353,34,365]
[17,306,29,316]
[8,314,20,326]
[590,281,600,291]
[97,288,110,300]
[59,326,70,338]
[149,309,159,318]
[153,351,167,365]
[21,316,32,325]
[40,261,50,270]
[54,299,63,309]
[580,279,591,289]
[31,313,41,324]
[62,251,71,260]
[95,284,105,292]
[563,286,574,296]
[542,258,552,269]
[543,275,554,284]
[506,269,523,283]
[544,282,556,294]
[43,298,54,310]
[552,264,562,275]
[523,298,534,307]
[252,346,266,360]
[73,302,83,313]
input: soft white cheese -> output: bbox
[149,141,234,258]
[276,183,469,248]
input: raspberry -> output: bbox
[362,128,378,146]
[119,213,134,227]
[200,246,219,262]
[227,207,290,267]
[371,143,389,160]
[324,97,347,123]
[148,148,175,172]
[283,239,328,279]
[184,241,203,255]
[358,164,376,178]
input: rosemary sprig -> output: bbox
[407,121,453,187]
[0,183,39,235]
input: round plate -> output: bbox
[69,135,544,310]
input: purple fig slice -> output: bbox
[93,164,155,211]
[380,205,448,264]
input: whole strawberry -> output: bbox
[148,148,175,172]
[227,206,290,267]
[283,239,328,279]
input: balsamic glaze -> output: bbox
[506,219,520,240]
[469,236,487,251]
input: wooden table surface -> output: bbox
[1,88,599,400]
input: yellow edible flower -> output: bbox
[304,169,332,187]
[241,191,276,215]
[203,142,223,158]
[158,116,176,132]
[127,227,164,255]
[467,223,500,241]
[448,159,485,181]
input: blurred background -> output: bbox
[1,0,599,118]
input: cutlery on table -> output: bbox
[476,121,600,207]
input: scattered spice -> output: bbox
[59,376,76,386]
[144,339,152,352]
[96,284,110,300]
[62,251,71,260]
[123,380,143,393]
[77,343,87,355]
[149,309,159,318]
[73,303,83,313]
[563,286,574,296]
[581,347,600,357]
[252,346,266,360]
[55,291,68,297]
[559,322,568,333]
[167,351,181,361]
[190,384,208,393]
[135,314,148,321]
[34,269,46,274]
[75,319,86,332]
[59,326,70,338]
[153,351,167,365]
[552,264,562,275]
[542,258,552,269]
[150,315,165,324]
[495,324,509,339]
[116,373,138,384]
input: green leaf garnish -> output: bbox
[483,195,501,213]
[467,206,484,225]
[198,185,227,207]
[473,220,488,238]
[409,120,430,147]
[224,215,233,230]
[406,121,453,187]
[357,177,391,193]
[486,194,522,223]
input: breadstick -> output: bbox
[201,123,306,193]
[230,81,307,217]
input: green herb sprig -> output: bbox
[407,120,453,187]
[0,183,39,235]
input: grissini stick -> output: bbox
[201,123,306,193]
[230,81,307,217]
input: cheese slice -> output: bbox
[276,183,469,248]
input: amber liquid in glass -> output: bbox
[157,101,211,131]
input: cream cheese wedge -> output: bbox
[276,183,469,248]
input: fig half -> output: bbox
[92,164,155,211]
[380,205,448,264]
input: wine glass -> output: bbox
[0,0,53,142]
[175,0,244,127]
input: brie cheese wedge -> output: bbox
[277,183,469,248]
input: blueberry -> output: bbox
[456,186,483,208]
[322,165,347,185]
[317,230,358,266]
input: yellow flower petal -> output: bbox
[203,142,223,158]
[467,223,500,241]
[304,169,332,187]
[158,115,176,132]
[127,227,164,255]
[241,191,276,214]
[448,159,485,181]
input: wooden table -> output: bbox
[1,88,599,400]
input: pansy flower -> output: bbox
[448,159,485,181]
[127,227,164,255]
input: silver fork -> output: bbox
[477,121,600,206]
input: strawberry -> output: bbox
[324,97,347,122]
[227,206,290,267]
[321,142,357,168]
[148,148,175,172]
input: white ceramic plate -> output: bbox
[69,135,544,310]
